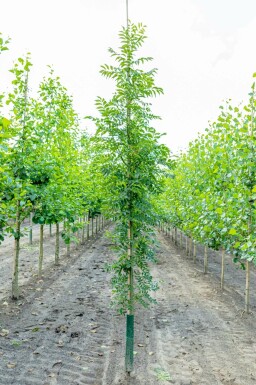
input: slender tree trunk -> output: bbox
[97,215,100,232]
[55,223,60,265]
[193,241,197,263]
[49,223,52,237]
[174,227,177,245]
[75,218,80,250]
[185,236,188,255]
[39,224,44,277]
[29,211,33,245]
[221,248,225,290]
[12,200,21,300]
[245,261,250,313]
[125,219,134,373]
[87,213,90,240]
[189,237,192,257]
[92,217,94,237]
[78,217,81,242]
[65,220,71,257]
[180,230,182,247]
[204,245,208,274]
[81,214,86,244]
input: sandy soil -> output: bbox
[0,227,256,385]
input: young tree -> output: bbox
[5,54,36,299]
[91,22,169,372]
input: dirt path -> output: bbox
[0,229,256,385]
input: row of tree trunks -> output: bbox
[159,224,251,314]
[11,212,106,300]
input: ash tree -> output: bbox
[90,22,169,372]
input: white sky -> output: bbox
[1,0,256,153]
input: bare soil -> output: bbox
[0,227,256,385]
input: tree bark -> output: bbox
[125,219,134,373]
[12,200,21,300]
[87,212,90,240]
[204,245,208,274]
[29,211,33,245]
[245,261,250,313]
[193,241,197,263]
[221,248,225,290]
[55,223,60,265]
[81,214,86,244]
[39,224,44,277]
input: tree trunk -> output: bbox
[221,248,225,290]
[245,261,250,313]
[12,200,21,300]
[55,223,60,265]
[39,224,44,277]
[189,237,192,257]
[87,212,90,240]
[29,211,33,245]
[125,220,134,373]
[49,223,52,237]
[193,241,197,263]
[65,221,71,257]
[204,245,208,274]
[81,214,86,244]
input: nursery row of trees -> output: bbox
[155,77,256,310]
[0,33,105,300]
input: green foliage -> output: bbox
[0,32,11,242]
[157,76,256,266]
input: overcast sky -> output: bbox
[1,0,256,152]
